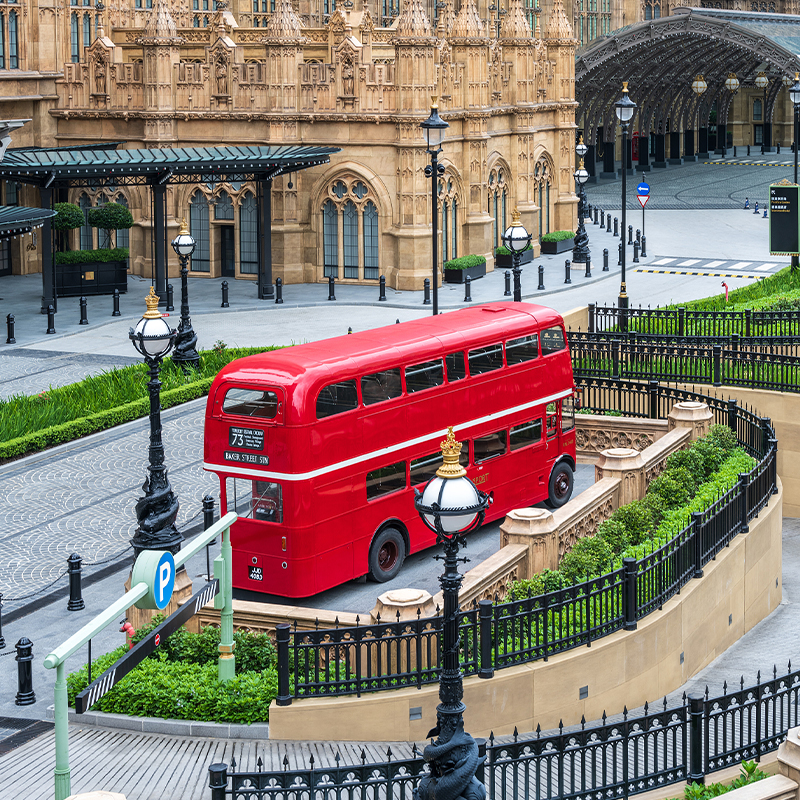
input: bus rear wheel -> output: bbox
[368,527,406,583]
[545,462,574,509]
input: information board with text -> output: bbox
[769,183,800,256]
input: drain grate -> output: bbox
[0,718,54,755]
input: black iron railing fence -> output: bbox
[569,331,800,393]
[209,665,800,800]
[275,381,776,703]
[589,303,800,340]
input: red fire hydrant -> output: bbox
[119,619,135,650]
[721,281,729,302]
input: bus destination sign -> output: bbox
[769,183,800,256]
[224,451,270,466]
[228,426,265,450]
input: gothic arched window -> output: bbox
[214,190,234,220]
[79,193,92,250]
[115,195,130,251]
[190,191,210,272]
[487,168,507,252]
[240,191,258,275]
[534,158,552,239]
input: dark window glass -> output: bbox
[506,334,539,365]
[411,449,468,485]
[252,480,283,522]
[474,430,508,463]
[223,388,279,419]
[546,401,558,438]
[469,344,504,375]
[510,419,543,450]
[405,359,444,394]
[562,396,575,432]
[214,190,234,220]
[367,461,406,499]
[541,326,566,355]
[361,369,402,405]
[239,192,258,275]
[445,352,466,382]
[316,380,358,418]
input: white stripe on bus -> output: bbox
[204,386,573,482]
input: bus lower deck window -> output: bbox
[445,352,466,382]
[541,326,567,355]
[362,368,402,405]
[317,379,358,418]
[411,448,469,485]
[562,396,575,431]
[510,419,543,450]
[468,344,504,375]
[546,402,558,438]
[223,387,279,418]
[506,334,539,365]
[367,461,406,499]
[226,477,283,523]
[406,359,444,393]
[474,430,508,463]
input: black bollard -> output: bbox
[606,215,611,233]
[777,143,781,155]
[275,277,284,304]
[203,494,216,580]
[348,327,352,334]
[464,275,472,302]
[633,241,640,263]
[603,248,609,271]
[423,278,431,305]
[594,208,599,225]
[327,276,336,301]
[504,271,512,296]
[747,144,751,156]
[112,289,121,317]
[618,241,623,266]
[6,313,15,344]
[636,229,641,246]
[584,256,592,278]
[641,235,647,258]
[378,275,387,302]
[564,259,571,284]
[0,593,4,649]
[79,296,88,326]
[600,209,605,228]
[15,637,35,706]
[166,284,174,312]
[46,304,55,335]
[628,225,633,245]
[733,145,737,158]
[67,553,85,611]
[614,218,618,237]
[537,264,545,291]
[221,280,230,308]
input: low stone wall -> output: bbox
[575,414,668,462]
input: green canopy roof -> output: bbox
[0,205,56,239]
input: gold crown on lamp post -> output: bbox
[178,218,190,236]
[436,427,467,479]
[143,286,162,319]
[510,208,522,225]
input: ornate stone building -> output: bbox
[1,0,579,289]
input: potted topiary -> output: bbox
[494,243,534,269]
[540,230,575,255]
[443,254,487,283]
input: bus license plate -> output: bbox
[249,566,263,581]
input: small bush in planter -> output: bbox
[540,230,575,243]
[53,202,86,232]
[494,244,533,256]
[88,202,134,248]
[444,254,487,270]
[55,246,130,266]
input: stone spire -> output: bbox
[395,0,432,38]
[140,0,182,43]
[263,0,305,41]
[436,0,456,37]
[545,0,573,39]
[451,0,485,39]
[500,0,533,40]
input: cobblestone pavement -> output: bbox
[585,153,795,210]
[0,398,216,615]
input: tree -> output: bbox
[88,202,134,249]
[53,202,85,232]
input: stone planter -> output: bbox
[495,249,534,269]
[56,259,128,297]
[443,262,486,283]
[540,238,575,255]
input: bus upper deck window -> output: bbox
[541,326,567,355]
[223,388,279,418]
[406,359,444,393]
[468,344,504,375]
[445,352,466,382]
[506,334,539,365]
[361,369,402,406]
[316,380,358,419]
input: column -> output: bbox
[716,123,726,154]
[601,132,617,179]
[256,175,274,299]
[670,131,683,164]
[698,127,709,158]
[152,182,168,300]
[623,137,633,176]
[586,144,597,182]
[40,186,55,314]
[684,129,696,161]
[637,134,651,172]
[653,133,667,168]
[764,121,772,151]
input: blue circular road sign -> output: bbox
[637,182,651,196]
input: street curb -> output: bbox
[46,705,270,740]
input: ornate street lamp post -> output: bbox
[420,97,449,317]
[573,135,591,267]
[170,219,199,370]
[129,287,182,556]
[722,72,740,158]
[414,428,491,800]
[789,72,800,271]
[615,82,637,332]
[503,209,531,302]
[755,71,769,153]
[692,74,707,160]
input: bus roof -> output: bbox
[215,302,565,386]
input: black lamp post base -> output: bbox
[173,329,200,369]
[132,472,182,556]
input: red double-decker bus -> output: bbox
[203,302,576,598]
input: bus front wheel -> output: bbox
[545,462,574,509]
[368,527,406,583]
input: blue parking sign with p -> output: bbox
[131,549,177,610]
[154,552,175,609]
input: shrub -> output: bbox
[708,423,737,455]
[540,230,574,243]
[55,247,130,266]
[88,202,134,232]
[495,244,533,256]
[443,254,487,270]
[559,535,614,583]
[678,760,767,800]
[596,517,629,553]
[609,500,654,547]
[53,202,85,232]
[647,471,693,508]
[664,447,707,484]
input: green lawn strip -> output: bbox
[0,345,276,461]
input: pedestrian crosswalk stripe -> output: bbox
[677,259,700,266]
[728,262,752,270]
[634,269,763,279]
[756,263,778,271]
[651,257,676,265]
[703,260,726,269]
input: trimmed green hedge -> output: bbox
[444,254,487,270]
[540,230,574,243]
[495,244,533,256]
[55,247,130,266]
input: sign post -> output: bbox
[769,181,800,257]
[637,181,650,242]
